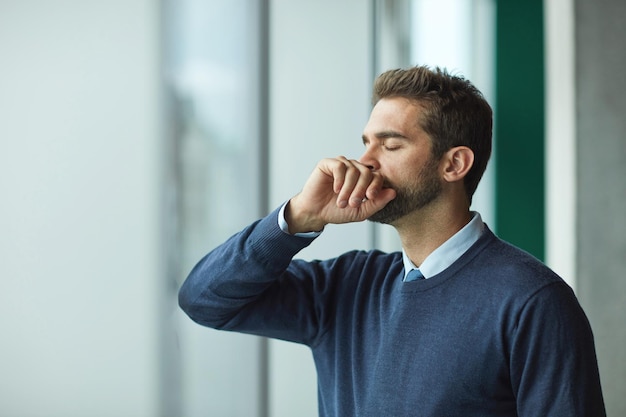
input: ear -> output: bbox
[441,146,474,183]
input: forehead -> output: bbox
[363,97,424,135]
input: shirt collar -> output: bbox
[402,212,485,280]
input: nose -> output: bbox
[358,147,379,171]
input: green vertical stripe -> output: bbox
[495,0,545,260]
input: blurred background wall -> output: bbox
[0,0,624,416]
[0,1,162,416]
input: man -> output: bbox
[179,66,605,416]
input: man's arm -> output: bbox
[511,283,606,416]
[178,207,318,335]
[178,157,395,340]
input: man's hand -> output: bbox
[285,157,397,234]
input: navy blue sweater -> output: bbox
[179,208,606,416]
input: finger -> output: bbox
[326,156,348,195]
[364,172,385,201]
[332,157,355,207]
[334,158,373,208]
[347,162,375,208]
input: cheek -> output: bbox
[381,152,431,185]
[390,157,421,179]
[399,162,437,190]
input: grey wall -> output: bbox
[576,0,626,415]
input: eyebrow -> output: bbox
[362,130,410,144]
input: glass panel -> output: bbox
[410,0,496,226]
[163,1,266,416]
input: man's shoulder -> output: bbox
[467,230,566,290]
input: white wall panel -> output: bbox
[0,1,161,416]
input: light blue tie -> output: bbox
[405,268,424,282]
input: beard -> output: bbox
[368,157,442,225]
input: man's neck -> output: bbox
[394,203,472,267]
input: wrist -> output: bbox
[285,197,326,234]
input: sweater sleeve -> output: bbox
[178,206,326,345]
[510,282,606,417]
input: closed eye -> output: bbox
[382,138,404,151]
[362,131,409,151]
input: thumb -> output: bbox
[367,188,397,212]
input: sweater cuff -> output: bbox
[278,201,323,238]
[249,205,318,264]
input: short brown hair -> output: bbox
[372,66,493,204]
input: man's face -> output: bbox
[359,97,442,225]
